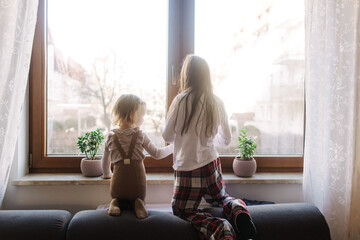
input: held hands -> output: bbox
[101,174,112,179]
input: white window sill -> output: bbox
[12,172,302,186]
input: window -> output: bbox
[30,0,303,173]
[47,0,167,154]
[194,0,305,155]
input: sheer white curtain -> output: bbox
[303,0,360,239]
[0,0,38,207]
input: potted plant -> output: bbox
[233,128,257,177]
[77,128,104,177]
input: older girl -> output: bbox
[163,55,256,240]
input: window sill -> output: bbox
[12,172,302,186]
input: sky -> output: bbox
[48,0,304,116]
[195,0,304,114]
[48,0,168,90]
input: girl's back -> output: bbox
[163,90,231,171]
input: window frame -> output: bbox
[29,0,303,173]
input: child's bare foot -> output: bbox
[108,198,121,216]
[134,198,148,219]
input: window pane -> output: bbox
[195,0,304,155]
[47,0,168,154]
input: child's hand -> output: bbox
[168,143,174,151]
[101,174,112,179]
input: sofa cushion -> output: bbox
[0,210,72,240]
[66,209,198,240]
[204,203,331,240]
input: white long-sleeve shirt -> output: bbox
[162,92,231,171]
[102,128,173,178]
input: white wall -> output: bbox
[2,89,303,214]
[3,181,302,215]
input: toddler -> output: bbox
[102,94,173,218]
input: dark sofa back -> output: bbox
[0,210,72,240]
[204,203,331,240]
[66,209,198,240]
[0,203,331,240]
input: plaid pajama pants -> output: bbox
[172,158,251,240]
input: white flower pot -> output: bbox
[232,157,257,177]
[80,158,103,177]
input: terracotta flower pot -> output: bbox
[80,158,103,177]
[232,157,257,177]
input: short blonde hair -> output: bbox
[112,94,146,126]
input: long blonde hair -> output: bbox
[177,54,218,137]
[112,94,145,126]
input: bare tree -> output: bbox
[92,56,115,131]
[143,88,165,134]
[80,51,122,131]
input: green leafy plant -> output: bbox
[237,128,257,160]
[77,128,104,160]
